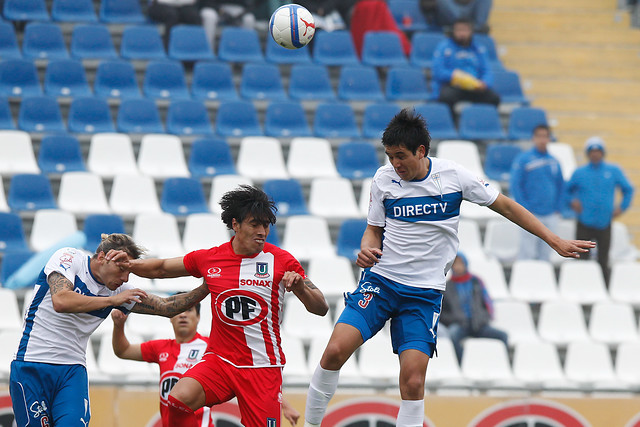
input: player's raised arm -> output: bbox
[131,280,209,318]
[284,271,328,316]
[111,310,144,361]
[106,251,189,279]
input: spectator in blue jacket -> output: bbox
[510,124,564,261]
[431,18,500,114]
[566,136,634,283]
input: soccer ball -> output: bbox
[269,4,315,49]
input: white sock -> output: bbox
[396,399,425,427]
[304,365,340,425]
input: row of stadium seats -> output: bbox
[3,0,145,23]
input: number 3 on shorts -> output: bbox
[358,293,373,309]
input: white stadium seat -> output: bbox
[183,213,230,253]
[209,175,253,214]
[282,302,333,343]
[307,256,358,300]
[588,301,638,345]
[309,177,361,219]
[30,209,78,252]
[564,341,620,389]
[512,341,575,389]
[491,300,539,346]
[483,218,520,264]
[358,331,399,384]
[460,338,518,387]
[467,257,510,300]
[287,137,339,180]
[509,260,558,303]
[88,133,139,177]
[537,300,588,345]
[58,172,110,214]
[138,134,189,178]
[609,262,640,305]
[436,140,485,178]
[237,137,288,181]
[558,260,608,305]
[0,288,23,331]
[132,213,184,258]
[109,174,162,216]
[0,130,40,174]
[282,215,334,261]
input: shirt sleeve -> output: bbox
[457,165,499,206]
[183,250,207,278]
[43,247,83,284]
[615,166,635,211]
[367,174,386,227]
[140,339,164,364]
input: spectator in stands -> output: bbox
[431,18,500,114]
[147,0,203,46]
[566,136,634,284]
[421,0,493,33]
[198,0,268,51]
[440,252,508,362]
[510,124,565,261]
[296,0,358,31]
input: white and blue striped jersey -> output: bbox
[368,158,499,290]
[15,247,136,366]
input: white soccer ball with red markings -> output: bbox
[269,4,315,49]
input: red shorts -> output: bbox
[185,353,283,427]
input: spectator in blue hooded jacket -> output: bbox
[510,124,565,261]
[566,136,634,283]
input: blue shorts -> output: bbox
[337,270,443,357]
[10,360,91,427]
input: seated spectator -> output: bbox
[350,0,411,57]
[198,0,267,51]
[148,0,203,46]
[431,18,500,114]
[422,0,493,33]
[440,252,508,362]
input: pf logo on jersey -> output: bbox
[159,373,180,401]
[215,289,269,327]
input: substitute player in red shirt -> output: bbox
[107,185,328,427]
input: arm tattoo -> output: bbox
[303,278,318,290]
[48,272,74,295]
[131,282,209,317]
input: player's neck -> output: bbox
[175,331,197,344]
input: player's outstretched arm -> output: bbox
[111,310,144,361]
[105,250,189,279]
[130,280,209,318]
[283,272,329,316]
[489,193,596,258]
[356,225,384,268]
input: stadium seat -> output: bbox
[30,209,78,252]
[389,0,430,31]
[483,218,520,264]
[17,96,66,132]
[281,335,310,383]
[312,30,359,66]
[558,260,608,304]
[308,256,358,299]
[610,221,639,263]
[0,251,34,288]
[83,213,125,252]
[358,331,399,384]
[94,60,141,99]
[109,174,161,216]
[143,60,190,100]
[3,0,49,23]
[492,70,529,106]
[436,140,485,177]
[236,136,288,181]
[99,0,145,23]
[0,59,42,97]
[385,67,429,101]
[546,142,577,180]
[336,218,367,260]
[309,177,361,219]
[88,133,138,176]
[336,141,380,180]
[264,101,312,137]
[57,172,110,214]
[168,24,214,61]
[615,342,640,387]
[0,212,29,251]
[362,103,401,139]
[467,257,510,300]
[0,131,40,175]
[491,300,538,346]
[413,103,459,140]
[215,101,262,137]
[288,64,335,101]
[262,179,309,216]
[313,103,360,138]
[282,215,334,261]
[70,24,117,59]
[337,65,384,102]
[283,303,334,342]
[22,22,69,59]
[0,98,14,130]
[512,341,571,388]
[287,137,338,180]
[67,97,115,133]
[457,219,486,262]
[459,105,506,141]
[217,27,263,63]
[166,100,214,136]
[190,61,238,101]
[209,175,253,214]
[38,134,86,173]
[124,313,174,341]
[589,301,637,345]
[239,63,286,101]
[161,177,209,216]
[0,330,23,378]
[609,262,640,305]
[120,25,166,60]
[266,223,279,246]
[52,0,98,22]
[188,137,236,178]
[564,341,618,388]
[138,134,189,178]
[182,213,230,253]
[409,32,446,69]
[425,338,467,387]
[507,107,548,141]
[361,31,408,67]
[116,98,164,133]
[8,174,57,211]
[538,300,588,345]
[97,334,155,380]
[460,338,517,386]
[483,143,522,182]
[0,21,22,59]
[265,35,311,64]
[44,59,92,97]
[509,259,559,303]
[132,213,184,258]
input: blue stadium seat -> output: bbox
[266,224,280,246]
[166,100,214,136]
[68,97,115,133]
[188,137,236,178]
[493,70,529,105]
[0,250,34,284]
[52,0,98,22]
[459,104,506,141]
[116,98,164,133]
[414,103,459,140]
[337,218,368,260]
[389,0,430,31]
[240,63,286,101]
[313,103,360,139]
[312,30,359,66]
[8,173,57,211]
[38,134,86,173]
[507,107,548,141]
[168,25,215,61]
[0,21,22,59]
[0,212,29,251]
[362,103,401,139]
[484,143,523,182]
[94,60,141,99]
[44,59,92,97]
[263,179,309,216]
[410,32,446,69]
[83,214,126,252]
[161,177,209,216]
[143,60,190,100]
[337,141,380,179]
[22,22,69,60]
[265,36,311,64]
[288,64,335,101]
[120,25,166,60]
[99,0,145,23]
[3,0,49,21]
[18,96,65,133]
[385,67,429,101]
[361,31,408,67]
[337,65,384,101]
[215,101,262,137]
[217,27,264,63]
[191,61,238,101]
[264,101,311,137]
[70,24,118,60]
[474,34,504,70]
[0,97,15,129]
[0,59,42,97]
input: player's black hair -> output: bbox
[219,185,277,230]
[382,108,432,155]
[94,233,145,260]
[174,291,200,315]
[532,124,551,135]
